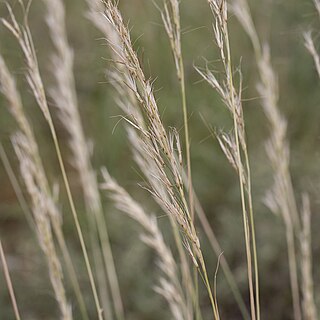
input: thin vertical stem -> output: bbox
[244,151,260,320]
[0,240,21,320]
[224,25,258,320]
[179,59,194,221]
[179,54,200,320]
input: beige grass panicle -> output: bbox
[42,0,124,318]
[96,1,221,318]
[0,52,90,320]
[101,168,189,320]
[1,3,102,318]
[0,55,73,320]
[13,132,72,320]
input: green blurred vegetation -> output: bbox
[0,0,319,319]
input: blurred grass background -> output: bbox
[0,0,319,319]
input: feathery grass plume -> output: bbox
[12,132,72,320]
[196,1,260,319]
[231,2,303,319]
[42,0,124,318]
[300,194,318,320]
[304,31,320,78]
[0,55,78,319]
[99,1,220,318]
[86,4,194,315]
[88,3,193,317]
[1,3,103,318]
[101,1,247,315]
[0,54,90,319]
[90,0,247,317]
[101,168,189,320]
[0,240,21,320]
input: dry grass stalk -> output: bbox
[86,3,195,317]
[99,1,220,318]
[0,240,21,320]
[101,0,196,264]
[300,194,318,320]
[13,132,72,320]
[197,1,260,319]
[42,0,124,318]
[160,0,194,221]
[1,3,103,318]
[258,46,301,320]
[231,2,303,319]
[159,3,198,315]
[88,2,195,317]
[157,2,249,315]
[0,52,90,320]
[0,54,79,319]
[101,168,189,320]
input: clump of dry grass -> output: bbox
[232,1,319,320]
[98,1,222,318]
[1,2,100,319]
[0,0,319,319]
[0,54,72,320]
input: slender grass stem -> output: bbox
[199,257,220,320]
[179,47,200,320]
[224,24,258,320]
[244,151,260,320]
[47,115,103,320]
[179,60,194,221]
[0,240,21,320]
